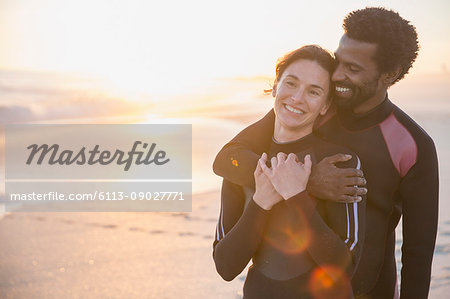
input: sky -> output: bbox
[0,0,449,94]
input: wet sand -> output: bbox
[1,99,449,298]
[0,191,247,299]
[0,111,255,299]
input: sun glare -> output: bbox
[0,0,448,96]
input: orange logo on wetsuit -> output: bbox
[231,157,238,167]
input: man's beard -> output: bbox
[333,77,380,111]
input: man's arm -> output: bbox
[213,180,270,281]
[213,109,275,188]
[213,108,366,201]
[399,136,439,298]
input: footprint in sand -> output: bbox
[178,232,196,236]
[128,227,146,232]
[170,213,188,217]
[86,222,117,229]
[149,230,165,234]
[60,219,74,225]
[2,214,13,220]
[101,224,117,229]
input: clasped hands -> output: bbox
[253,152,368,211]
[253,152,311,210]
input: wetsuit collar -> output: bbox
[337,95,395,131]
[270,133,317,152]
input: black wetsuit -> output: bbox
[213,98,438,299]
[213,134,365,299]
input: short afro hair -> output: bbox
[343,7,419,84]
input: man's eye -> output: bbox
[348,65,360,72]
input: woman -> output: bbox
[213,45,365,299]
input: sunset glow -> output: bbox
[1,0,449,96]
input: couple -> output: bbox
[212,7,438,299]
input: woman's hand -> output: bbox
[261,153,312,200]
[253,153,283,210]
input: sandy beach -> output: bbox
[0,191,249,299]
[1,73,450,298]
[0,107,265,298]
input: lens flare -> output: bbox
[263,206,310,254]
[309,266,351,299]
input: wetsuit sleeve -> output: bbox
[213,179,271,281]
[399,136,438,299]
[284,155,365,278]
[212,109,275,188]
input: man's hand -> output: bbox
[307,154,367,203]
[253,153,283,210]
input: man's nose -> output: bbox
[332,64,346,82]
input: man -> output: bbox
[213,7,438,299]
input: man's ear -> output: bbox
[382,66,402,86]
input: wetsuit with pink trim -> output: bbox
[213,133,365,299]
[212,97,438,299]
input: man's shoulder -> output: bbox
[381,104,437,176]
[389,105,435,147]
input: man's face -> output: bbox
[332,34,383,111]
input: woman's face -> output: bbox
[273,59,330,140]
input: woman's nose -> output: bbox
[291,88,305,103]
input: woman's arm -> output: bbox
[213,179,271,281]
[284,190,365,283]
[307,154,365,277]
[266,154,365,278]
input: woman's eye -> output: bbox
[310,90,320,96]
[285,80,296,87]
